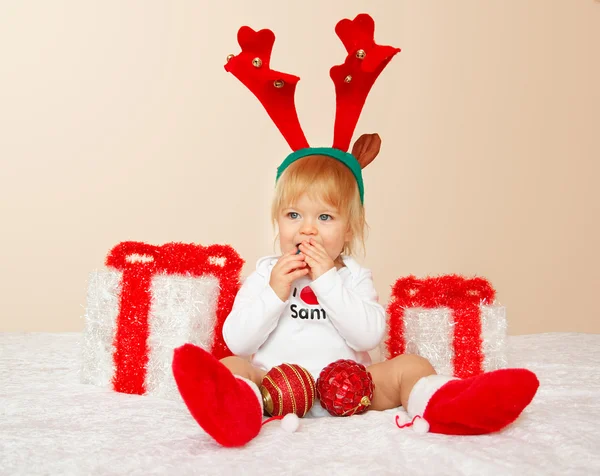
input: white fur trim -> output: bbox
[407,375,457,418]
[412,417,430,434]
[281,413,300,433]
[235,376,264,413]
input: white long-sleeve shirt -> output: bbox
[222,254,386,383]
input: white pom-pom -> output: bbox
[394,411,411,427]
[412,417,430,434]
[280,413,300,433]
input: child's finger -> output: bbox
[277,253,305,268]
[309,238,325,248]
[303,254,317,268]
[302,240,325,254]
[307,239,328,254]
[299,243,317,258]
[287,268,309,281]
[301,245,327,265]
[281,259,307,274]
[279,251,299,263]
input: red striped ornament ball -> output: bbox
[260,363,316,418]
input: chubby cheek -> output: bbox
[327,243,345,260]
[322,235,346,260]
[277,223,296,252]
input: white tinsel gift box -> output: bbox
[81,241,243,399]
[384,275,508,378]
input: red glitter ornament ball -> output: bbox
[260,363,316,418]
[316,359,375,416]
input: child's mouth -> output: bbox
[295,243,301,254]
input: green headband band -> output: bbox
[275,147,365,204]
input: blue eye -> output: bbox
[319,214,332,221]
[288,212,300,219]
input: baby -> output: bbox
[172,142,539,447]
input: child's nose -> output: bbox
[300,222,318,235]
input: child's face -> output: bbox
[277,193,352,261]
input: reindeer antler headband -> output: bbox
[225,13,400,204]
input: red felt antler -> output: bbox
[225,26,309,151]
[330,14,400,152]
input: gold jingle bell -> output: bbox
[273,79,285,88]
[356,49,366,59]
[226,54,235,63]
[252,57,263,68]
[344,75,353,83]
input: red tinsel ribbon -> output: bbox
[105,241,244,395]
[385,275,496,378]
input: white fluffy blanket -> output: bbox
[1,332,599,475]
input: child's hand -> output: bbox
[269,249,309,302]
[299,239,335,280]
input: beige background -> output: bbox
[1,1,598,334]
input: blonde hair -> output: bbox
[271,155,367,256]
